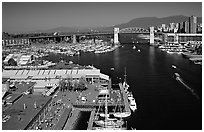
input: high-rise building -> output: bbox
[178,22,184,33]
[183,21,190,33]
[189,15,197,33]
[197,23,202,33]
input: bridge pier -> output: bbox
[72,35,76,44]
[114,27,119,44]
[150,27,154,45]
[174,34,179,44]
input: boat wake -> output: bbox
[175,74,200,100]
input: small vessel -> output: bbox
[95,120,124,127]
[113,112,131,118]
[129,98,137,112]
[172,65,177,69]
[138,49,141,52]
[174,73,180,79]
[133,46,136,50]
[111,67,114,71]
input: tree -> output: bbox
[8,58,17,66]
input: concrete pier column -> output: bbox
[174,33,179,44]
[114,27,119,44]
[150,27,154,45]
[72,35,76,44]
[2,40,4,46]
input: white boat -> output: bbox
[95,120,124,127]
[129,99,137,112]
[113,112,131,118]
[172,65,177,69]
[133,46,136,49]
[99,113,110,118]
[138,49,141,52]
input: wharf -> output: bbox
[119,83,131,113]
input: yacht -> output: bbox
[113,112,131,118]
[129,98,137,112]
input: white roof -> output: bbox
[2,69,109,81]
[99,73,109,80]
[99,89,109,95]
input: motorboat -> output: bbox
[129,98,137,112]
[95,119,124,127]
[172,65,177,69]
[113,112,131,118]
[111,67,115,71]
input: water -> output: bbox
[44,44,202,130]
[74,111,91,130]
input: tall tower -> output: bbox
[114,27,119,44]
[150,27,154,45]
[183,21,190,33]
[72,35,76,44]
[189,15,197,34]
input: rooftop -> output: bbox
[2,94,51,130]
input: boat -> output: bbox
[94,86,127,129]
[182,52,202,58]
[129,98,137,112]
[133,46,136,50]
[110,67,114,71]
[113,112,131,118]
[138,49,141,52]
[95,120,124,127]
[172,65,177,69]
[174,73,180,79]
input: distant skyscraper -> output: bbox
[183,21,189,33]
[161,24,166,32]
[178,22,184,33]
[189,15,197,34]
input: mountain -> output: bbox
[115,15,202,29]
[27,15,202,33]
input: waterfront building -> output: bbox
[183,21,190,33]
[189,15,197,34]
[197,23,202,33]
[2,94,52,130]
[162,33,202,44]
[2,38,30,47]
[178,22,184,33]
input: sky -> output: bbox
[2,2,202,33]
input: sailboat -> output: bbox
[94,86,126,129]
[123,67,137,112]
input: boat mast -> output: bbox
[124,67,127,83]
[105,88,108,128]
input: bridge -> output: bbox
[4,26,201,47]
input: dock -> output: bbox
[119,83,131,113]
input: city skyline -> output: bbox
[2,2,202,33]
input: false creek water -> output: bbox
[43,37,202,130]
